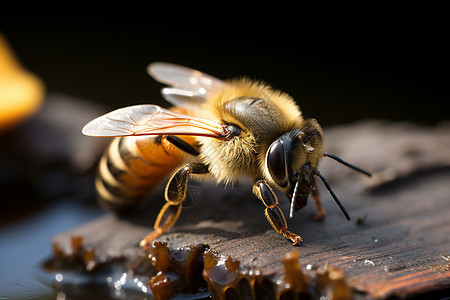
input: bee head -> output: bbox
[265,119,324,215]
[265,118,371,221]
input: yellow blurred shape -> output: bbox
[0,33,45,131]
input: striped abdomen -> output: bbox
[96,135,194,212]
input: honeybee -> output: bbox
[82,62,371,248]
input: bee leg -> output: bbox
[165,135,199,156]
[253,180,303,246]
[311,182,325,221]
[140,163,209,249]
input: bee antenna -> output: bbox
[289,180,301,219]
[323,153,371,177]
[313,169,351,221]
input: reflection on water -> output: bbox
[38,258,155,299]
[0,198,105,299]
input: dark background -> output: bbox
[1,15,448,127]
[0,14,449,298]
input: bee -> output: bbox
[82,62,371,248]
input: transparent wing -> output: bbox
[82,104,229,139]
[147,62,226,109]
[148,62,225,91]
[160,87,208,108]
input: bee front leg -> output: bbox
[253,180,302,246]
[311,182,325,221]
[140,163,208,250]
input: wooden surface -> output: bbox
[49,120,450,299]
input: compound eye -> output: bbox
[226,123,241,136]
[266,140,288,188]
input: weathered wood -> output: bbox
[47,120,450,299]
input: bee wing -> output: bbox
[148,62,225,109]
[148,62,224,91]
[160,87,209,109]
[82,104,229,139]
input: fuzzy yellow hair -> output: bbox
[206,78,302,124]
[197,78,307,185]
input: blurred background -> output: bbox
[0,15,448,298]
[2,15,449,126]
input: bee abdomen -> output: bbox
[96,136,185,212]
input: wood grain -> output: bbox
[49,120,450,299]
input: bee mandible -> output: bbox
[82,62,371,248]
